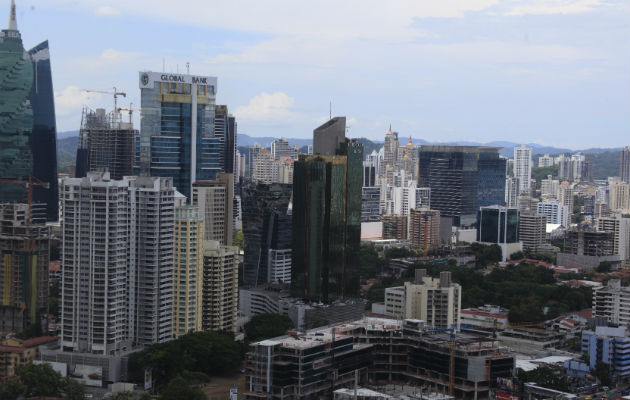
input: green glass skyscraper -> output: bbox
[291,117,363,302]
[0,1,33,202]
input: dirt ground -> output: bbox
[202,373,246,400]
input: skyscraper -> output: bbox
[418,145,506,227]
[513,144,532,194]
[621,147,630,184]
[291,117,363,302]
[193,173,234,246]
[214,105,236,174]
[0,3,58,221]
[136,71,220,200]
[201,241,239,333]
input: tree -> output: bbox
[16,362,62,397]
[62,376,87,400]
[245,313,294,342]
[517,365,569,392]
[597,261,612,273]
[159,377,205,400]
[233,229,244,251]
[0,377,26,400]
[593,362,611,387]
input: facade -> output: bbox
[385,270,461,328]
[418,145,506,227]
[0,203,50,334]
[537,200,569,227]
[253,148,276,183]
[382,215,408,240]
[557,154,586,182]
[538,154,554,168]
[460,305,509,330]
[621,147,630,184]
[505,177,519,208]
[593,279,630,327]
[381,125,399,178]
[518,213,547,251]
[173,204,204,337]
[513,144,532,194]
[361,187,381,222]
[477,206,520,261]
[558,181,574,213]
[582,326,630,382]
[271,137,298,160]
[201,240,238,333]
[408,209,441,251]
[192,173,234,246]
[540,175,560,198]
[214,105,236,174]
[291,118,363,302]
[557,228,619,271]
[598,215,630,264]
[136,71,220,199]
[0,336,58,381]
[609,182,630,212]
[60,173,174,354]
[242,183,293,286]
[75,108,137,180]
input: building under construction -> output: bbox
[75,107,137,179]
[244,317,514,400]
[0,203,50,334]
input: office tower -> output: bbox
[214,105,236,174]
[505,177,519,208]
[201,240,238,333]
[60,173,174,354]
[598,215,630,264]
[361,187,381,222]
[609,182,630,212]
[291,117,363,302]
[418,145,506,227]
[408,209,440,251]
[541,175,560,198]
[136,71,219,199]
[519,213,547,252]
[252,148,276,183]
[538,200,569,227]
[271,137,298,160]
[193,173,234,246]
[75,108,138,180]
[173,204,204,337]
[621,147,630,184]
[513,144,532,194]
[477,206,520,261]
[380,125,399,177]
[385,270,461,328]
[382,215,408,240]
[241,183,292,286]
[0,203,50,334]
[363,161,377,187]
[538,154,554,168]
[365,150,381,184]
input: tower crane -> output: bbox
[116,103,138,124]
[82,87,127,112]
[0,175,49,225]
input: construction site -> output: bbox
[244,317,514,400]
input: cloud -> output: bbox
[74,48,143,70]
[504,0,609,16]
[235,92,301,123]
[94,6,120,16]
[54,86,103,116]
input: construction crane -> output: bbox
[425,325,457,396]
[0,175,49,224]
[116,103,137,124]
[82,86,127,112]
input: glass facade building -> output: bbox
[136,71,221,200]
[477,206,519,244]
[418,145,506,227]
[291,118,363,302]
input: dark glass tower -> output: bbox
[418,145,506,227]
[291,117,363,302]
[215,105,236,174]
[241,183,292,286]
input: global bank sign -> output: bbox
[139,71,218,91]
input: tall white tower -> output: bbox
[514,144,532,195]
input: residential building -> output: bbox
[514,144,532,194]
[519,213,547,252]
[408,209,440,251]
[0,4,60,222]
[248,144,262,179]
[0,203,50,334]
[558,181,574,214]
[598,215,630,264]
[557,153,586,182]
[538,154,554,168]
[382,215,408,240]
[291,117,363,302]
[621,147,630,184]
[477,205,521,261]
[418,145,506,227]
[60,172,174,354]
[609,182,630,212]
[593,279,630,327]
[252,148,276,183]
[242,183,292,286]
[192,173,234,246]
[75,107,137,180]
[136,71,220,199]
[271,137,298,160]
[582,326,630,382]
[173,204,204,337]
[538,200,569,227]
[276,156,295,184]
[540,175,560,198]
[385,270,461,328]
[362,187,381,222]
[518,195,539,215]
[0,336,58,381]
[505,177,519,208]
[201,240,238,333]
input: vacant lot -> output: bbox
[202,374,246,400]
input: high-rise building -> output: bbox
[621,147,630,184]
[518,194,540,215]
[559,181,575,214]
[241,183,292,286]
[538,154,554,168]
[514,144,532,194]
[201,240,238,333]
[0,2,60,221]
[214,105,236,174]
[505,177,519,208]
[541,175,560,198]
[593,279,630,327]
[598,215,630,264]
[538,200,569,227]
[60,173,174,354]
[136,71,220,200]
[609,182,630,212]
[193,173,234,246]
[477,206,521,261]
[75,108,138,180]
[361,187,381,222]
[382,215,408,240]
[248,144,263,179]
[519,213,547,252]
[291,117,363,302]
[380,125,399,178]
[418,145,506,227]
[0,203,50,334]
[173,203,204,337]
[363,161,377,187]
[408,208,440,251]
[252,148,276,183]
[276,156,294,184]
[271,137,298,160]
[557,153,586,182]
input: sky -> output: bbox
[11,0,630,148]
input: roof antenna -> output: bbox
[186,62,190,74]
[329,101,332,120]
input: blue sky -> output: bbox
[11,0,630,148]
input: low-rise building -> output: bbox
[460,305,509,330]
[582,326,630,382]
[0,336,58,380]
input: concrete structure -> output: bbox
[201,240,238,333]
[253,148,276,183]
[460,305,509,330]
[0,203,50,334]
[519,213,547,252]
[559,181,574,213]
[60,172,174,354]
[593,279,630,328]
[540,175,560,198]
[382,215,408,240]
[598,215,630,265]
[557,228,618,270]
[609,182,630,212]
[538,154,554,168]
[538,200,569,227]
[621,147,630,184]
[582,326,630,382]
[271,137,298,160]
[193,173,234,246]
[313,116,346,156]
[517,195,539,215]
[514,144,532,194]
[362,187,381,222]
[408,208,440,251]
[0,335,58,380]
[384,270,461,328]
[505,177,519,208]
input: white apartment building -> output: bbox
[271,137,298,160]
[538,154,554,168]
[598,215,630,263]
[514,144,532,194]
[540,175,560,198]
[384,270,461,329]
[593,279,630,328]
[202,240,239,333]
[192,173,234,246]
[253,148,276,183]
[505,177,519,208]
[609,182,630,212]
[537,200,569,227]
[268,248,292,283]
[60,172,174,354]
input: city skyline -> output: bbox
[10,0,629,148]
